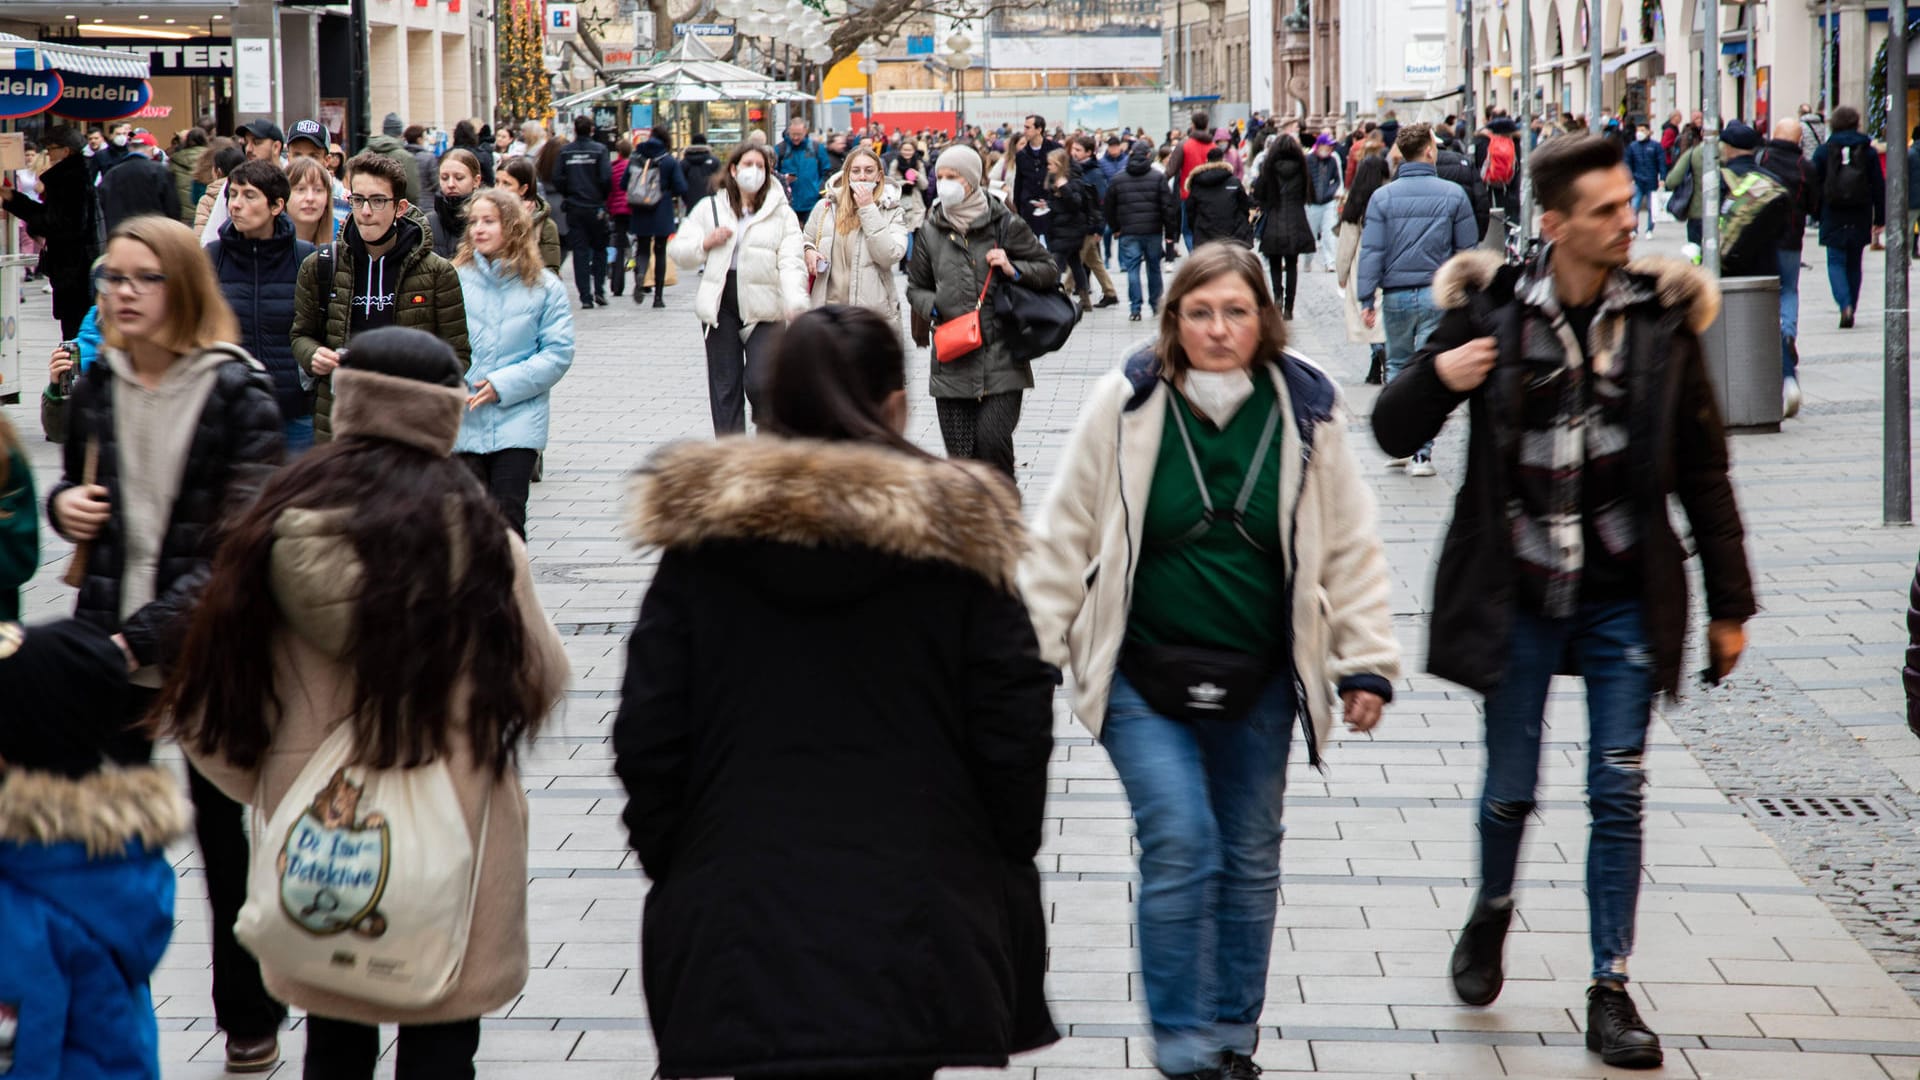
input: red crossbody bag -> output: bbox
[932,265,994,363]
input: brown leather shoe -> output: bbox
[225,1033,280,1073]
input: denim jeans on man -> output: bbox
[1827,241,1867,313]
[1777,247,1802,377]
[1478,601,1652,982]
[1118,235,1165,317]
[1102,672,1294,1074]
[1380,285,1446,457]
[1632,187,1656,233]
[1305,200,1337,269]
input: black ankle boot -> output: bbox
[1449,894,1513,1006]
[1587,984,1662,1068]
[1365,348,1386,385]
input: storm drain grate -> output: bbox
[1741,795,1903,821]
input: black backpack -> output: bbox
[1827,142,1873,210]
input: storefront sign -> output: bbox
[51,75,153,122]
[235,38,273,113]
[549,4,579,37]
[81,39,234,76]
[0,72,62,121]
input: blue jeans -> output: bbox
[1778,247,1801,377]
[1478,601,1653,983]
[1632,187,1655,233]
[1118,235,1165,316]
[1380,286,1445,456]
[282,415,315,457]
[1102,672,1295,1074]
[1827,241,1866,312]
[1305,201,1336,268]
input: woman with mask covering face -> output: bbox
[1020,243,1399,1080]
[666,143,808,435]
[801,147,908,320]
[428,148,484,257]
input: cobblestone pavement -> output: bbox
[11,226,1920,1078]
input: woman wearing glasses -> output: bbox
[47,214,288,1071]
[1020,242,1400,1080]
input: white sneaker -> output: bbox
[1386,457,1411,470]
[1783,375,1802,419]
[1408,454,1437,477]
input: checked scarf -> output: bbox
[1508,245,1648,618]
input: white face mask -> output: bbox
[1181,368,1256,428]
[112,134,129,148]
[850,180,877,197]
[937,178,969,204]
[735,166,766,194]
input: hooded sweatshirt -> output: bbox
[348,220,421,337]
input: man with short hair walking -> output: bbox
[1357,123,1479,476]
[1373,135,1755,1072]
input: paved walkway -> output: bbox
[10,223,1920,1078]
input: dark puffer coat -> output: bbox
[1372,251,1756,699]
[1811,130,1886,249]
[1187,161,1255,248]
[46,349,283,679]
[1,153,103,291]
[1252,152,1315,256]
[616,437,1058,1080]
[628,139,688,238]
[207,213,317,423]
[97,155,181,233]
[1104,141,1178,240]
[1036,169,1097,251]
[907,196,1059,399]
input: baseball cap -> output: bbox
[130,132,157,149]
[1314,133,1335,147]
[1719,120,1760,150]
[1106,134,1123,146]
[288,119,328,151]
[238,119,285,144]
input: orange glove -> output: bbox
[1707,618,1747,682]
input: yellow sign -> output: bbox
[1493,66,1513,77]
[821,55,865,102]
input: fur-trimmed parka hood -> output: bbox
[629,438,1027,592]
[1432,248,1721,334]
[0,765,190,854]
[1185,159,1236,195]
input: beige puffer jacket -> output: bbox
[802,177,909,317]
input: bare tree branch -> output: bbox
[824,0,1045,69]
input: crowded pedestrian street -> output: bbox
[11,218,1920,1077]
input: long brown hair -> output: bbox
[1154,242,1288,378]
[723,144,775,217]
[193,136,235,184]
[158,329,548,776]
[101,217,240,356]
[285,155,336,246]
[455,188,545,287]
[832,147,885,235]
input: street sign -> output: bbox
[549,3,579,38]
[674,23,735,37]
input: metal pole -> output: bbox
[1699,0,1721,276]
[1518,0,1533,240]
[1589,0,1605,130]
[1887,0,1912,523]
[349,0,371,153]
[1465,0,1477,132]
[1823,0,1832,111]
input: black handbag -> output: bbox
[991,216,1080,362]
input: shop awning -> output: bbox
[1603,44,1662,74]
[1390,83,1465,103]
[0,33,151,80]
[554,84,622,111]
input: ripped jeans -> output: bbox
[1478,601,1652,982]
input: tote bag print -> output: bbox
[279,769,392,939]
[237,725,487,1009]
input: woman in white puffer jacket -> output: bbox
[802,146,908,320]
[667,143,808,435]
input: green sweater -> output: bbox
[1127,377,1287,653]
[0,444,39,621]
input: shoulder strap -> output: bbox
[1164,390,1284,552]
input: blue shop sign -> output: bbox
[51,74,152,122]
[0,70,62,120]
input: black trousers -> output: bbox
[1053,246,1091,295]
[704,273,778,434]
[187,759,288,1039]
[935,389,1023,479]
[632,233,671,293]
[460,448,539,538]
[608,213,632,294]
[52,279,90,339]
[1266,252,1299,310]
[565,207,609,300]
[303,1016,482,1080]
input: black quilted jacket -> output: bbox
[46,350,284,669]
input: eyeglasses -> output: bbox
[94,270,168,296]
[1178,305,1258,329]
[346,195,397,212]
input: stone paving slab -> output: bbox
[9,232,1920,1077]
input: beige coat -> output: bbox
[188,506,569,1026]
[1020,350,1399,752]
[802,178,909,317]
[1334,218,1386,345]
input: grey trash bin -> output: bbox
[1698,274,1782,432]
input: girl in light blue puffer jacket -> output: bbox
[452,188,575,537]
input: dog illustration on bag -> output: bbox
[276,769,392,938]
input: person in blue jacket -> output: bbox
[1623,122,1666,239]
[774,117,833,218]
[204,159,318,451]
[0,616,186,1080]
[627,127,688,308]
[452,188,575,537]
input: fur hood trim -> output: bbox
[0,765,191,855]
[1432,250,1720,334]
[629,438,1028,591]
[1184,160,1235,194]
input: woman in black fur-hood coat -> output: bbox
[613,435,1060,1079]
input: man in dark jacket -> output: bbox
[1756,118,1822,418]
[1434,140,1492,244]
[1373,135,1753,1073]
[1358,123,1479,475]
[97,132,181,232]
[1068,136,1119,306]
[680,133,722,211]
[1714,121,1792,281]
[1305,133,1343,270]
[403,123,440,201]
[206,159,318,451]
[291,152,469,442]
[1810,105,1884,328]
[1104,139,1179,320]
[0,125,102,338]
[555,114,613,308]
[1010,114,1061,233]
[1623,123,1666,237]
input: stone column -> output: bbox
[1840,6,1869,115]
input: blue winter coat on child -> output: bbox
[454,255,575,455]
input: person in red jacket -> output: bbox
[1163,112,1218,251]
[608,137,633,298]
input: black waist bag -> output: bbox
[1120,642,1277,723]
